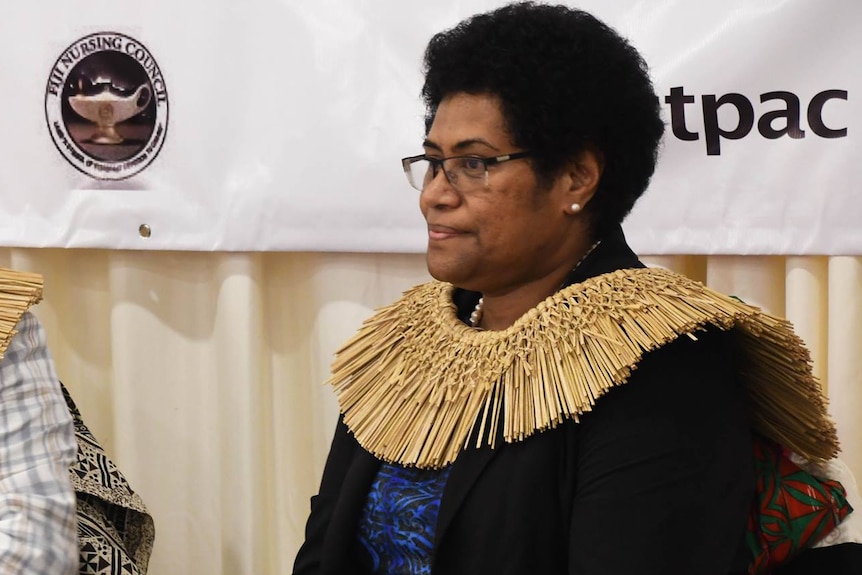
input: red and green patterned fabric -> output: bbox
[746,437,852,574]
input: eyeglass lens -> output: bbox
[409,158,487,192]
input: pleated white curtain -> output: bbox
[0,248,859,575]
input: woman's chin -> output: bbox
[425,254,470,286]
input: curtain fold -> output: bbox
[0,248,858,575]
[828,257,862,492]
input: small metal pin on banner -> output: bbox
[138,224,151,238]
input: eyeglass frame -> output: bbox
[400,151,532,192]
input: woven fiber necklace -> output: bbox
[328,267,837,470]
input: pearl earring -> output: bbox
[570,203,582,213]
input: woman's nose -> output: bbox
[420,169,461,210]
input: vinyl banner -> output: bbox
[1,0,859,254]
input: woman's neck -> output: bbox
[472,240,601,330]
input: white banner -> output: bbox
[1,0,859,254]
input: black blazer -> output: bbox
[294,227,757,575]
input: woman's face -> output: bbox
[420,92,586,296]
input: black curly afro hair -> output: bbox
[421,2,665,235]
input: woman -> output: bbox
[294,3,855,574]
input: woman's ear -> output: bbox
[562,148,603,214]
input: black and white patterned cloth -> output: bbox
[61,384,155,575]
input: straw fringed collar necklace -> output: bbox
[327,267,838,470]
[0,268,43,360]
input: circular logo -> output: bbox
[45,32,168,180]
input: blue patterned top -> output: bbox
[357,463,452,574]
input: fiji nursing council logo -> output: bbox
[45,32,168,180]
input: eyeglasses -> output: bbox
[401,151,531,193]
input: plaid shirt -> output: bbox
[0,311,77,574]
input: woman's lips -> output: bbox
[427,224,466,240]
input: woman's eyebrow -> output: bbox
[422,138,500,153]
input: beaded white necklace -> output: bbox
[469,239,602,328]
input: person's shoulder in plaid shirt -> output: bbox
[0,310,77,574]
